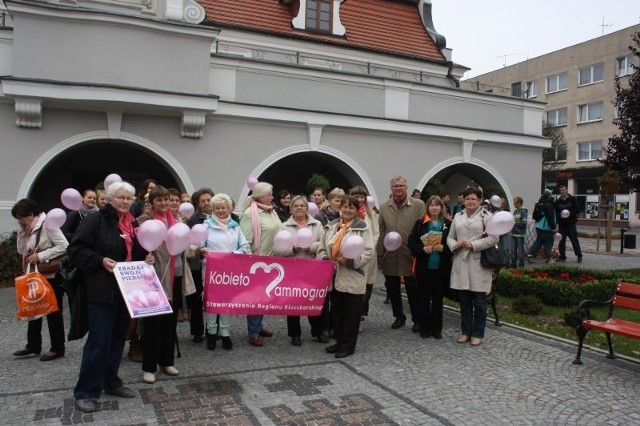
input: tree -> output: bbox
[306,173,330,195]
[541,121,567,171]
[603,31,640,193]
[422,178,444,201]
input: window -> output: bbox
[546,72,568,93]
[614,100,625,119]
[577,140,603,161]
[306,0,332,32]
[543,144,567,163]
[525,80,537,98]
[511,81,522,97]
[546,108,567,126]
[578,63,604,86]
[616,55,634,77]
[577,101,603,123]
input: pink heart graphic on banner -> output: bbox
[249,262,285,297]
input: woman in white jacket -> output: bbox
[317,195,374,359]
[12,198,68,361]
[199,193,250,351]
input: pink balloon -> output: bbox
[61,188,83,211]
[44,208,67,231]
[190,223,208,244]
[274,230,293,252]
[138,219,167,252]
[179,202,195,219]
[383,232,402,251]
[561,209,570,219]
[554,232,563,243]
[104,173,122,190]
[342,235,365,259]
[366,196,376,210]
[247,176,258,190]
[294,228,314,249]
[308,202,320,218]
[166,223,191,256]
[485,211,515,236]
[490,195,502,208]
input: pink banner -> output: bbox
[203,252,334,316]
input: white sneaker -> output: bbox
[164,366,179,376]
[143,372,156,384]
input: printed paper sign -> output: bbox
[114,261,173,318]
[203,252,334,316]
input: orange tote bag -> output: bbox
[15,264,59,321]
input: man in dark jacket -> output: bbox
[527,189,557,263]
[554,185,583,263]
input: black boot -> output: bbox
[221,336,233,350]
[206,332,217,350]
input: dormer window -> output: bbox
[292,0,345,36]
[306,0,331,32]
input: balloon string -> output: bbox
[159,261,170,286]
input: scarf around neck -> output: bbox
[250,201,276,253]
[330,219,353,260]
[117,211,136,261]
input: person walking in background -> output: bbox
[409,195,452,339]
[447,187,498,347]
[452,192,465,217]
[12,199,68,362]
[240,181,279,347]
[510,196,528,268]
[377,176,425,332]
[554,185,583,263]
[527,189,557,264]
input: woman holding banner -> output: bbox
[137,186,196,384]
[240,182,280,347]
[68,181,153,413]
[317,195,374,359]
[199,193,250,351]
[276,195,326,346]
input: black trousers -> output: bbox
[286,315,323,338]
[362,283,374,316]
[187,268,204,337]
[27,275,65,354]
[384,275,419,323]
[141,309,177,373]
[331,289,364,355]
[416,269,446,335]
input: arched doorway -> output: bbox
[258,152,366,197]
[30,140,181,211]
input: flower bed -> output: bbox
[496,266,636,307]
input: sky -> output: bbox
[431,0,640,79]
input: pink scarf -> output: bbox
[251,201,276,253]
[117,212,136,262]
[21,215,40,271]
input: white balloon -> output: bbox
[274,230,294,252]
[294,228,314,249]
[561,209,570,219]
[308,202,320,218]
[554,232,563,243]
[104,173,122,190]
[490,195,502,208]
[485,211,515,236]
[366,196,376,210]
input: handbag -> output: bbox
[59,255,81,294]
[34,227,63,275]
[480,213,509,269]
[15,264,60,320]
[481,245,510,269]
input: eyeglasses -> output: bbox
[391,185,407,189]
[114,195,134,202]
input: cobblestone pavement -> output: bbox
[1,242,639,425]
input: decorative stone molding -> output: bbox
[181,111,207,138]
[165,0,205,24]
[15,98,42,128]
[307,123,324,150]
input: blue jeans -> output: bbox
[529,229,555,259]
[458,291,487,338]
[246,315,264,338]
[510,236,525,268]
[74,295,130,400]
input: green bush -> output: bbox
[496,265,632,307]
[306,173,330,195]
[512,295,543,315]
[0,231,22,287]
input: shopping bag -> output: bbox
[15,264,60,321]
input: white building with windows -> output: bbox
[463,24,640,227]
[0,0,548,233]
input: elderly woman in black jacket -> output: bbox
[409,195,452,339]
[68,181,153,413]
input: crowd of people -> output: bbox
[9,175,585,413]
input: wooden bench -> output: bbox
[573,281,640,365]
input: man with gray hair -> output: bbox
[377,176,425,331]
